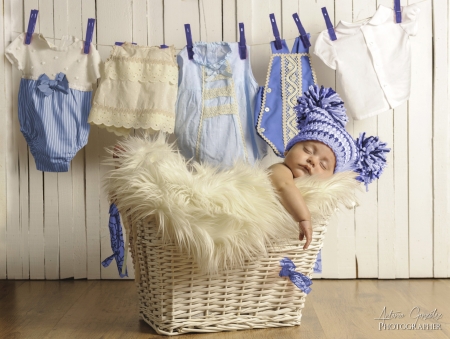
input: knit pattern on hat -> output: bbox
[285,85,358,173]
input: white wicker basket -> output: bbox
[127,216,328,336]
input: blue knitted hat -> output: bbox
[285,85,390,189]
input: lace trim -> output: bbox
[108,55,176,66]
[203,85,234,100]
[105,61,178,84]
[283,54,302,148]
[99,124,132,137]
[309,54,318,85]
[88,104,174,133]
[203,103,238,119]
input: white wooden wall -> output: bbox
[0,0,448,280]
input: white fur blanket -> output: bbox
[102,133,361,274]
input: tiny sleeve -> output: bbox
[5,33,27,71]
[400,4,421,37]
[88,45,102,82]
[313,31,337,70]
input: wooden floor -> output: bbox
[1,279,449,339]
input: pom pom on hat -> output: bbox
[353,132,391,191]
[295,85,348,129]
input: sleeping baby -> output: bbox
[269,85,390,250]
[112,84,390,253]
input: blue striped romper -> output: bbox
[5,32,101,172]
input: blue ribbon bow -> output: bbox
[101,203,128,278]
[205,63,232,81]
[37,72,69,96]
[279,257,312,294]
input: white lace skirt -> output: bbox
[88,43,178,136]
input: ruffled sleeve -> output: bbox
[313,31,337,70]
[5,33,27,72]
[400,3,421,36]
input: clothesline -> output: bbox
[11,30,308,50]
[11,1,424,51]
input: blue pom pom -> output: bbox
[295,85,348,128]
[353,132,391,190]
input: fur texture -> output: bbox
[102,132,361,274]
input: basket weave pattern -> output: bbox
[128,216,327,335]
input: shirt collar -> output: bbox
[335,5,392,35]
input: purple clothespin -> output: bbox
[184,24,194,60]
[292,13,311,48]
[394,0,402,23]
[25,9,39,45]
[269,13,282,50]
[160,44,169,49]
[84,18,95,54]
[238,23,247,60]
[115,42,137,46]
[321,7,336,41]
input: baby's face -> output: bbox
[283,140,336,178]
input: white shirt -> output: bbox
[5,32,101,91]
[314,4,420,120]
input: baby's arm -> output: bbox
[268,163,312,250]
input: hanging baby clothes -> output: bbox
[5,33,101,172]
[255,35,317,157]
[175,42,266,168]
[88,43,178,136]
[314,4,421,120]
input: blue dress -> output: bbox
[255,35,317,157]
[175,42,266,168]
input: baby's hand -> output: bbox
[299,220,312,250]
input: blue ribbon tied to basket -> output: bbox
[101,202,128,278]
[279,257,312,294]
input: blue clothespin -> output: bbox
[184,24,194,60]
[115,42,137,46]
[321,7,336,41]
[238,23,247,60]
[292,13,311,48]
[394,0,402,23]
[84,18,95,54]
[160,44,169,49]
[269,13,282,50]
[25,9,38,45]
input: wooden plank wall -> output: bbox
[0,0,447,280]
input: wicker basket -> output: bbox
[127,215,327,336]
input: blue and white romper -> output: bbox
[175,42,267,168]
[255,35,317,157]
[5,32,101,172]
